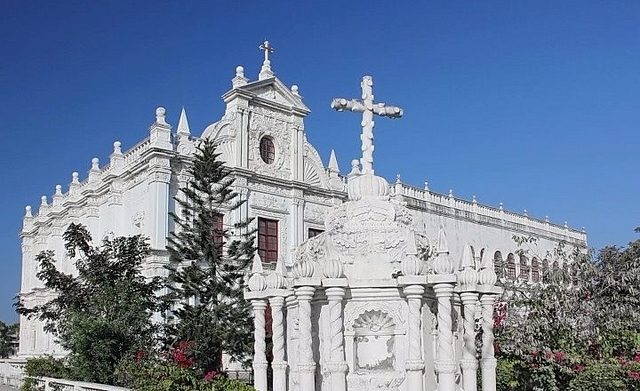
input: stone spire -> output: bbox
[258,40,275,80]
[328,150,340,173]
[177,107,191,135]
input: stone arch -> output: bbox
[494,251,504,279]
[542,258,550,283]
[506,253,516,281]
[531,257,540,283]
[519,255,529,282]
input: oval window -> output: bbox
[259,136,275,164]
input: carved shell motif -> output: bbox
[353,310,396,333]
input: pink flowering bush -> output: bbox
[495,237,640,390]
[115,341,255,391]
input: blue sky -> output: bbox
[1,1,638,323]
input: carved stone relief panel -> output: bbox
[248,107,292,180]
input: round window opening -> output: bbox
[259,136,275,164]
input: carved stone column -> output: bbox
[295,286,316,391]
[460,291,479,391]
[251,300,269,391]
[324,286,348,391]
[480,293,498,391]
[269,296,287,391]
[433,283,456,391]
[403,284,425,391]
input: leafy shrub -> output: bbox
[20,356,71,391]
[115,342,255,391]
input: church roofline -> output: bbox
[222,76,311,116]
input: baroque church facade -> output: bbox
[17,45,587,358]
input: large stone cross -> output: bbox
[331,76,403,175]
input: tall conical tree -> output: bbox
[165,138,255,373]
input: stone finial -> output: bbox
[478,250,498,286]
[433,226,455,275]
[524,209,528,217]
[472,195,477,204]
[91,157,100,171]
[347,173,389,201]
[448,189,454,198]
[55,185,62,196]
[113,141,122,155]
[424,182,429,191]
[458,244,478,288]
[499,202,504,211]
[232,65,249,88]
[291,85,300,97]
[258,40,275,80]
[545,215,550,223]
[293,258,315,278]
[155,107,168,125]
[72,172,79,184]
[40,195,48,206]
[328,150,340,173]
[401,253,423,276]
[177,107,191,135]
[435,226,449,255]
[323,258,344,279]
[396,174,402,184]
[348,159,360,176]
[266,257,286,289]
[248,253,267,292]
[564,221,569,228]
[25,205,32,218]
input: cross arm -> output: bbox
[331,98,366,113]
[372,103,403,118]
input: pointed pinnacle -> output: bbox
[177,107,191,135]
[328,149,340,172]
[251,253,264,274]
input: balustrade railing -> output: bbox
[390,182,586,245]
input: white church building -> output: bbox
[18,42,586,381]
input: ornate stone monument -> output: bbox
[245,76,502,391]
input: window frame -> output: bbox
[258,217,279,263]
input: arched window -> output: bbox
[531,257,540,283]
[562,262,569,285]
[506,253,516,281]
[494,251,504,279]
[552,260,560,283]
[542,259,550,283]
[519,255,529,282]
[259,136,275,164]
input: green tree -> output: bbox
[495,235,640,390]
[15,223,165,384]
[165,138,255,374]
[0,321,18,358]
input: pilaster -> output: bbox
[251,299,269,391]
[460,291,479,391]
[433,283,456,391]
[294,285,316,391]
[403,284,425,391]
[324,282,348,391]
[269,296,287,391]
[480,293,498,391]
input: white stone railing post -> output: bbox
[433,283,456,391]
[460,291,479,391]
[480,293,498,391]
[269,296,287,391]
[295,285,316,391]
[403,284,425,391]
[251,299,269,391]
